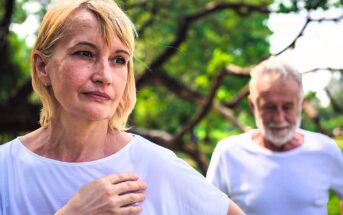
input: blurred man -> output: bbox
[207,57,343,215]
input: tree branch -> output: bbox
[173,68,226,141]
[325,87,343,113]
[136,2,269,89]
[129,127,209,174]
[224,64,252,76]
[223,84,250,108]
[135,1,159,37]
[0,102,40,133]
[213,102,248,132]
[153,69,247,131]
[0,0,15,49]
[302,100,330,136]
[303,67,343,74]
[7,80,33,105]
[185,2,269,21]
[222,65,251,108]
[273,13,343,56]
[122,1,147,10]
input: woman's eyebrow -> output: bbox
[116,50,130,57]
[72,41,130,56]
[73,41,97,49]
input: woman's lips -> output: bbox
[83,91,111,102]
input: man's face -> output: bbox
[250,74,302,146]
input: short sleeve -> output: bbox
[134,136,230,214]
[0,144,4,215]
[206,141,230,195]
[168,155,229,215]
[0,143,8,215]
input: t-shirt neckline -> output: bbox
[243,129,308,157]
[15,134,137,166]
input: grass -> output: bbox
[328,191,341,215]
[327,137,343,214]
[335,137,343,151]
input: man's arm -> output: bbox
[340,200,343,215]
[227,199,245,215]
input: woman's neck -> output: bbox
[21,119,131,162]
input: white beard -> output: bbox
[256,115,301,147]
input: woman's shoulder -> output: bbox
[19,128,46,149]
[131,135,229,214]
[130,134,197,173]
[131,134,176,159]
[0,137,21,163]
[1,138,19,150]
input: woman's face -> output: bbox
[43,9,130,123]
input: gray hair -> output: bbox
[249,57,304,101]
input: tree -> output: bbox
[0,0,342,174]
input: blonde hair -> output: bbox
[31,0,137,131]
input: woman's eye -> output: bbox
[113,57,127,65]
[75,51,93,58]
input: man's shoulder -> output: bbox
[301,129,339,152]
[301,129,335,145]
[218,131,252,145]
[216,131,252,151]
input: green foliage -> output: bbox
[135,86,196,133]
[328,191,341,215]
[2,5,343,214]
[130,0,271,144]
[12,0,28,24]
[335,137,343,151]
[0,32,30,100]
[0,0,44,100]
[276,0,342,13]
[0,1,4,19]
[305,91,317,101]
[8,33,31,79]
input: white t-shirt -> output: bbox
[0,134,229,215]
[206,129,343,215]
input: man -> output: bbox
[206,57,343,215]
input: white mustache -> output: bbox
[268,122,290,128]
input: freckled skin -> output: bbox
[45,10,130,123]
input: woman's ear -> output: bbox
[33,50,50,86]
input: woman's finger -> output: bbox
[115,180,147,195]
[117,205,143,215]
[117,191,146,207]
[105,173,139,184]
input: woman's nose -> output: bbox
[91,59,112,85]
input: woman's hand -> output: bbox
[55,173,147,215]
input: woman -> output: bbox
[0,0,244,214]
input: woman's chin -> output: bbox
[74,110,113,122]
